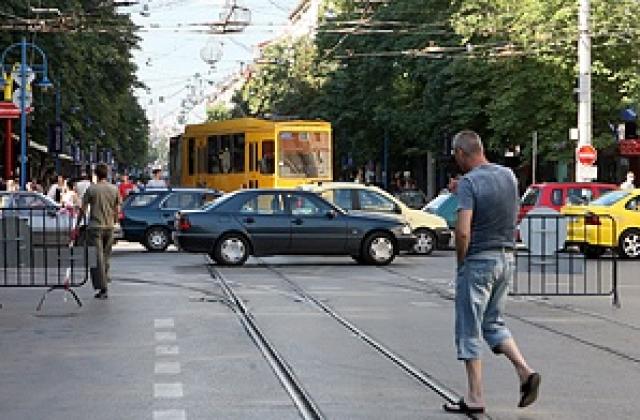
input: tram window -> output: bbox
[207,136,221,174]
[233,134,245,172]
[278,131,331,178]
[220,135,232,173]
[188,138,195,176]
[260,140,275,175]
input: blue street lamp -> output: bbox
[0,37,53,190]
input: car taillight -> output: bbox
[178,216,191,231]
[585,213,601,225]
[118,210,124,221]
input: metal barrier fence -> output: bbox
[0,206,96,310]
[513,211,619,306]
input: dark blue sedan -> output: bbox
[174,189,416,266]
[121,188,221,251]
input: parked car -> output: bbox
[298,182,451,255]
[520,182,617,222]
[174,189,416,266]
[0,191,121,244]
[563,189,640,259]
[423,191,457,229]
[120,188,221,251]
[395,189,428,210]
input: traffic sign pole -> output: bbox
[576,0,593,182]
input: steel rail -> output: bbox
[255,259,488,419]
[205,259,325,420]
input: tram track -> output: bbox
[379,266,640,365]
[210,257,491,420]
[205,258,325,420]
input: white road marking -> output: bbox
[154,383,184,398]
[156,345,180,356]
[155,361,181,375]
[154,318,175,329]
[153,409,186,420]
[155,331,177,342]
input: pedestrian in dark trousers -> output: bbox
[74,163,121,299]
[443,130,540,415]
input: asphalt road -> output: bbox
[1,243,639,420]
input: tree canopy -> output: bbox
[0,1,149,172]
[232,0,640,183]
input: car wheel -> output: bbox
[363,232,396,266]
[618,229,640,259]
[212,233,249,266]
[583,245,606,259]
[144,227,170,252]
[412,228,436,255]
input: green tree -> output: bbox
[0,1,150,172]
[207,103,232,122]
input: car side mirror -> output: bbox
[394,205,402,215]
[46,208,58,217]
[325,210,337,219]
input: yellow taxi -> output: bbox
[562,189,640,258]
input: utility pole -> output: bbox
[576,0,593,182]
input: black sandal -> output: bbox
[518,372,541,408]
[443,399,485,414]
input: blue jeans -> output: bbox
[455,250,514,360]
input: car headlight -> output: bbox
[402,224,412,235]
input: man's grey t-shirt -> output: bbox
[456,163,518,256]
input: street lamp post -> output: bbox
[0,37,53,190]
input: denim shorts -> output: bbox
[454,250,514,360]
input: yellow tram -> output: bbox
[170,118,332,191]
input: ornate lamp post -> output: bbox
[0,37,53,190]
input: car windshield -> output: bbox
[424,193,450,211]
[590,190,630,206]
[521,187,540,206]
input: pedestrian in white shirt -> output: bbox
[75,172,92,202]
[62,179,80,209]
[47,175,66,203]
[146,168,167,188]
[620,171,635,190]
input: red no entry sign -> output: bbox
[577,144,597,165]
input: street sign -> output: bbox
[12,89,32,109]
[578,162,598,180]
[577,144,597,165]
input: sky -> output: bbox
[122,0,301,134]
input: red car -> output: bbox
[519,182,617,222]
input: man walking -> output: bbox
[444,130,540,414]
[74,163,120,299]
